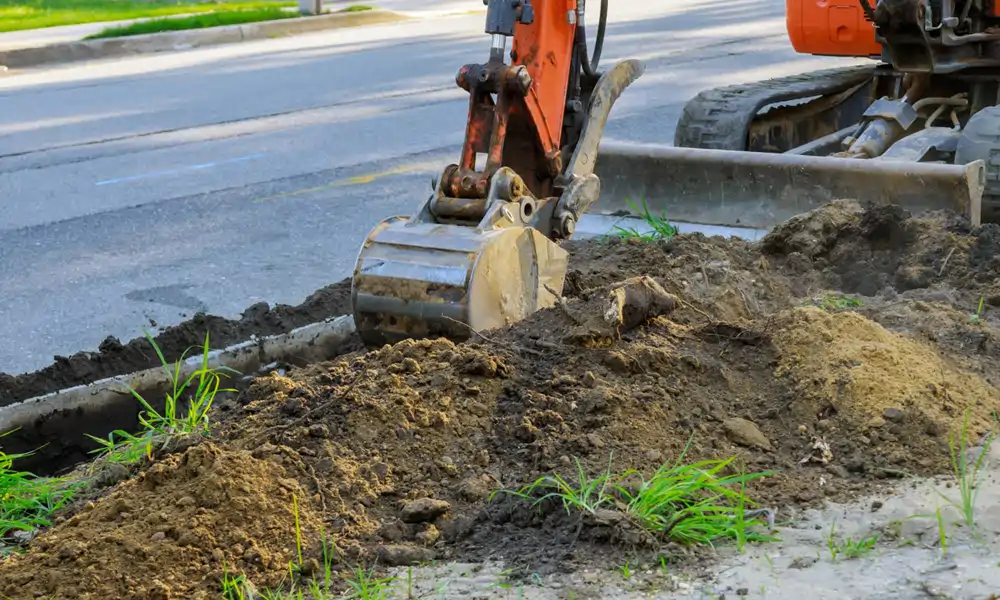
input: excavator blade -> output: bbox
[351,217,568,347]
[593,141,987,229]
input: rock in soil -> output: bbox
[3,201,1000,599]
[722,418,772,451]
[377,544,436,566]
[401,498,451,524]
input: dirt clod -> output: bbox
[377,544,436,567]
[883,408,905,422]
[722,418,772,451]
[401,498,452,524]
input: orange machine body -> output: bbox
[786,0,882,57]
[446,0,579,202]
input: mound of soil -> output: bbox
[2,444,325,599]
[2,200,999,599]
[0,281,354,408]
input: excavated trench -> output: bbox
[1,200,999,599]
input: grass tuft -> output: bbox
[341,566,395,600]
[612,198,678,242]
[503,454,616,516]
[810,292,862,311]
[0,434,79,549]
[936,408,996,530]
[935,505,948,557]
[85,7,295,39]
[222,566,255,600]
[86,331,237,465]
[826,521,878,561]
[498,437,778,548]
[970,295,986,323]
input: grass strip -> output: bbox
[84,7,296,39]
[0,0,295,34]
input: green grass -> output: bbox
[0,0,296,33]
[810,292,862,311]
[826,522,878,561]
[618,561,633,580]
[85,6,296,39]
[935,505,948,557]
[970,295,986,323]
[612,198,678,242]
[936,409,996,530]
[86,331,237,466]
[0,434,79,549]
[497,438,778,549]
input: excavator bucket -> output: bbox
[591,142,986,230]
[351,216,568,347]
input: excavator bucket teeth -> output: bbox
[593,142,987,229]
[351,218,568,348]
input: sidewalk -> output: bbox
[0,0,481,54]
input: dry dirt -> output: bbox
[1,200,1000,600]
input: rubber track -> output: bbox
[674,65,878,151]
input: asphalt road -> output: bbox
[0,0,866,375]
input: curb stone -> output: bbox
[0,9,412,70]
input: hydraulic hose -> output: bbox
[576,0,608,80]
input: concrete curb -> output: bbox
[0,9,412,70]
[0,315,357,474]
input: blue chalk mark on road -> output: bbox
[95,153,265,186]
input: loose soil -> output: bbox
[2,200,1000,600]
[0,281,354,408]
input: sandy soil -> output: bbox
[1,200,999,600]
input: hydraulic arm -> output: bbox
[349,0,642,346]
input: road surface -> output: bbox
[0,0,867,375]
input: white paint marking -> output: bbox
[95,153,265,186]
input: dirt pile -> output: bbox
[1,200,998,598]
[1,444,326,600]
[0,281,354,407]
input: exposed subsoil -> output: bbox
[2,200,999,600]
[0,281,354,407]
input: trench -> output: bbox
[0,315,360,476]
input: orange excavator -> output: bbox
[350,0,994,345]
